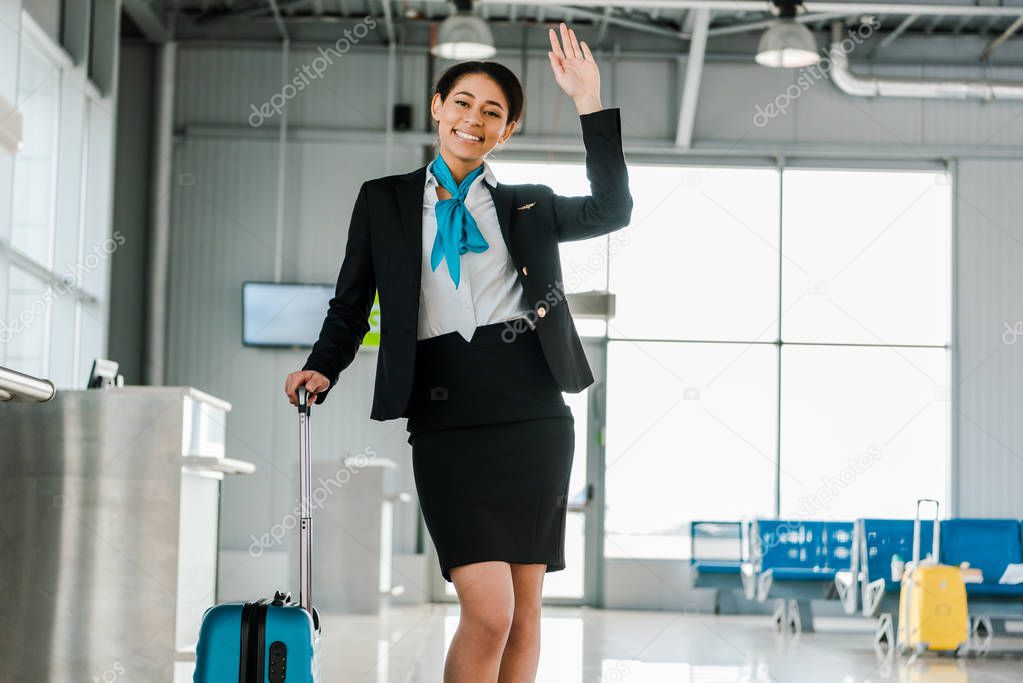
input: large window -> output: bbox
[602,164,951,559]
[10,19,61,268]
[1,13,111,388]
[605,341,778,558]
[777,170,950,521]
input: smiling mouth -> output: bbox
[453,128,484,143]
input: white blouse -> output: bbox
[418,158,531,342]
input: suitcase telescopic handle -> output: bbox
[912,498,941,565]
[296,386,313,614]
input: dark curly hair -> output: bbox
[432,61,525,126]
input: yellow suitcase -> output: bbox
[897,499,968,654]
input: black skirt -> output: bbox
[404,317,576,583]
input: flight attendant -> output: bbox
[285,22,632,683]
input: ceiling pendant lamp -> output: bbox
[432,0,496,60]
[756,0,820,68]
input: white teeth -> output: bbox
[454,129,482,142]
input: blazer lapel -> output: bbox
[395,163,515,273]
[397,165,427,268]
[486,181,514,256]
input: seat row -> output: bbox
[689,517,1023,645]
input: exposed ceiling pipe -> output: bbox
[266,0,290,41]
[980,15,1023,62]
[146,42,176,386]
[380,0,397,44]
[268,0,290,283]
[828,20,1023,100]
[488,0,1023,18]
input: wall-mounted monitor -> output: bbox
[242,281,381,349]
[242,281,332,348]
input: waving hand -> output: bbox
[548,22,603,115]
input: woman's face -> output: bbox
[431,73,517,165]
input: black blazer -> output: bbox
[303,106,633,421]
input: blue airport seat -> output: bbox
[861,518,936,591]
[747,520,855,633]
[965,583,1023,597]
[859,518,935,618]
[756,520,854,579]
[941,519,1023,596]
[771,567,840,580]
[689,521,750,595]
[694,561,743,574]
[690,521,746,572]
[861,517,1023,655]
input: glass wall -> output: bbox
[777,169,951,521]
[603,164,951,559]
[0,13,114,388]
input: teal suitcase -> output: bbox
[194,387,322,682]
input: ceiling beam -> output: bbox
[266,0,290,40]
[981,16,1023,61]
[877,13,918,50]
[675,8,709,148]
[481,0,1023,19]
[707,11,849,38]
[124,0,172,42]
[596,6,613,44]
[547,4,691,40]
[381,0,396,44]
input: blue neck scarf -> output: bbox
[429,154,489,288]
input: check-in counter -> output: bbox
[0,386,254,682]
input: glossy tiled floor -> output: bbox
[319,605,1023,682]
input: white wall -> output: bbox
[954,159,1023,517]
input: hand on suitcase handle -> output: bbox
[285,369,329,407]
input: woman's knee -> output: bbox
[509,563,545,624]
[452,561,515,638]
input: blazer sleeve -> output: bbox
[301,181,375,405]
[550,107,634,242]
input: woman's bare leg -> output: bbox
[446,561,515,683]
[497,563,546,683]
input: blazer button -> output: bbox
[521,266,528,276]
[536,304,546,318]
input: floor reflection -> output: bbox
[317,606,1023,682]
[600,660,774,682]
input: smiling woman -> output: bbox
[285,22,632,683]
[428,61,525,188]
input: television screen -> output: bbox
[242,281,335,348]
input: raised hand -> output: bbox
[548,22,602,115]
